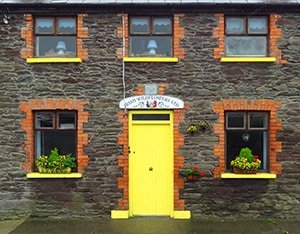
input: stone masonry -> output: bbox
[0,7,299,220]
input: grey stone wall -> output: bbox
[0,11,299,220]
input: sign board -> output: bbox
[119,95,184,109]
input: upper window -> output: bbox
[225,16,268,57]
[129,16,173,57]
[226,111,269,171]
[34,17,77,58]
[34,111,77,171]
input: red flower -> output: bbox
[193,166,198,171]
[199,171,205,177]
[254,155,259,162]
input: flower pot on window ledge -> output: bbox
[36,147,76,174]
[38,166,72,174]
[233,167,258,174]
[230,147,261,175]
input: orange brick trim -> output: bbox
[20,99,89,173]
[213,99,282,178]
[117,14,185,59]
[117,84,186,211]
[21,14,88,60]
[213,14,287,64]
[173,108,185,210]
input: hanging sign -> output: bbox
[119,95,184,109]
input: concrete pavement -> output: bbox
[1,217,299,234]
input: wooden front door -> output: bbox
[129,110,173,216]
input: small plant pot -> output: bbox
[199,120,210,131]
[187,175,199,181]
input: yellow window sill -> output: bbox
[26,58,82,63]
[221,57,276,63]
[26,173,82,179]
[123,57,178,63]
[221,173,276,179]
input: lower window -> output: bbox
[34,111,77,171]
[226,111,269,170]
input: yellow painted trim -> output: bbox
[221,173,276,179]
[111,210,129,219]
[124,57,178,63]
[26,173,82,179]
[173,211,191,219]
[26,58,82,63]
[221,57,276,63]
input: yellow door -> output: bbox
[129,111,173,216]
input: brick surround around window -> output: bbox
[117,14,185,59]
[213,14,287,64]
[117,84,186,211]
[20,14,88,60]
[20,99,89,173]
[213,99,282,178]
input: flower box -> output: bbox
[233,167,258,174]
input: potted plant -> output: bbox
[230,147,261,174]
[36,147,76,174]
[185,166,205,181]
[187,124,198,134]
[199,120,209,130]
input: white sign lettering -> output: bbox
[119,95,184,109]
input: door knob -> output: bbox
[149,167,153,171]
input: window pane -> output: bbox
[227,112,245,128]
[132,114,170,121]
[249,112,268,128]
[58,112,76,129]
[153,18,171,34]
[35,18,54,34]
[35,130,77,159]
[226,130,267,170]
[225,36,267,56]
[58,18,76,34]
[35,36,76,57]
[131,18,149,34]
[248,17,268,34]
[226,18,245,34]
[35,113,54,128]
[130,36,172,57]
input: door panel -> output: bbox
[129,111,173,216]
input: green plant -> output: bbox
[230,147,261,171]
[187,124,198,133]
[199,120,209,129]
[185,166,205,177]
[36,147,76,173]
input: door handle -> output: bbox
[149,167,153,171]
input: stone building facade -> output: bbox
[0,1,299,220]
